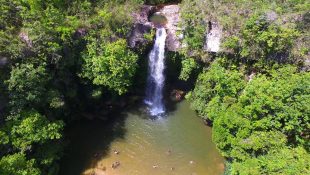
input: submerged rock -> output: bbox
[111,161,121,169]
[166,149,172,155]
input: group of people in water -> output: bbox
[93,149,195,171]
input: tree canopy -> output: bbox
[81,38,139,95]
[0,0,309,174]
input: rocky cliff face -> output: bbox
[159,5,181,51]
[128,5,155,49]
[129,4,222,53]
[128,5,181,52]
[204,22,222,53]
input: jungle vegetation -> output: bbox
[0,0,309,174]
[181,0,310,174]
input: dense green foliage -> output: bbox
[231,147,310,175]
[179,0,207,56]
[10,111,64,151]
[6,63,49,111]
[188,60,246,121]
[0,153,40,175]
[180,0,309,63]
[188,61,310,175]
[1,0,309,174]
[0,0,147,174]
[179,57,199,81]
[182,1,310,174]
[211,65,309,155]
[81,39,138,95]
[239,15,299,61]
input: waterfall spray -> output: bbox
[145,27,167,116]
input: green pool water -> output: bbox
[59,101,224,175]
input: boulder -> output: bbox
[111,161,121,169]
[170,89,185,101]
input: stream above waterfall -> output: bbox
[59,101,224,175]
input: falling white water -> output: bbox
[145,27,167,116]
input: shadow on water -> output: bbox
[59,98,174,175]
[59,47,201,174]
[59,111,128,175]
[59,98,225,175]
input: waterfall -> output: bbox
[145,27,167,116]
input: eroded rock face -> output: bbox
[129,5,181,52]
[204,22,222,53]
[128,5,155,48]
[159,5,181,51]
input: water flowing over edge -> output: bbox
[144,27,167,116]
